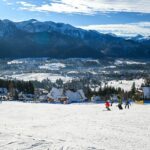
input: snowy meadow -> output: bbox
[0,102,150,150]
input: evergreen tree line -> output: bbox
[0,79,34,94]
[32,78,131,99]
[0,77,143,100]
[0,78,125,100]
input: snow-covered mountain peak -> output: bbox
[15,19,87,38]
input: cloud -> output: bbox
[16,1,36,7]
[15,0,150,14]
[78,22,150,37]
[2,0,13,5]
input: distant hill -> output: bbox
[0,19,150,58]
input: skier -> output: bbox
[125,99,130,109]
[110,96,114,106]
[117,96,123,110]
[105,100,111,111]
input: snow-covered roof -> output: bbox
[47,87,65,100]
[66,89,86,102]
[47,88,87,102]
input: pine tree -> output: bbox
[28,81,34,94]
[144,77,150,86]
[56,79,63,88]
[131,82,136,95]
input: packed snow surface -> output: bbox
[0,102,150,150]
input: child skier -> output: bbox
[105,100,111,111]
[125,99,130,109]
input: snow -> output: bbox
[106,78,144,92]
[39,63,66,70]
[88,71,97,75]
[7,58,48,65]
[0,102,149,150]
[6,73,72,82]
[85,59,100,64]
[125,61,146,65]
[104,65,116,69]
[16,20,86,38]
[67,71,79,74]
[7,60,23,65]
[115,60,146,65]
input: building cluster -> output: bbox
[141,86,150,100]
[0,87,87,104]
[0,86,150,103]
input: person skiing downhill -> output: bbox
[125,99,130,109]
[105,100,111,111]
[117,96,123,110]
[110,96,114,106]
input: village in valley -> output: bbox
[0,58,150,104]
[0,76,150,104]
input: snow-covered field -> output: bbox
[115,60,146,65]
[39,63,66,70]
[106,78,144,91]
[0,102,150,150]
[5,73,72,82]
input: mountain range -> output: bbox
[0,19,150,59]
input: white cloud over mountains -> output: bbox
[2,0,150,37]
[15,0,150,14]
[78,22,150,37]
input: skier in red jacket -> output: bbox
[105,100,111,111]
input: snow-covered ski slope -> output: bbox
[0,102,150,150]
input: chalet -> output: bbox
[35,88,49,102]
[142,86,150,99]
[18,92,35,101]
[47,88,87,103]
[65,89,87,103]
[0,88,8,100]
[47,88,68,103]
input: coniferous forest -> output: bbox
[0,79,34,94]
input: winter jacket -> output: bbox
[105,101,110,107]
[118,98,122,105]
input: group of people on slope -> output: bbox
[105,96,131,111]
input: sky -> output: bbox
[0,0,150,37]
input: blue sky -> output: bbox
[0,0,150,37]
